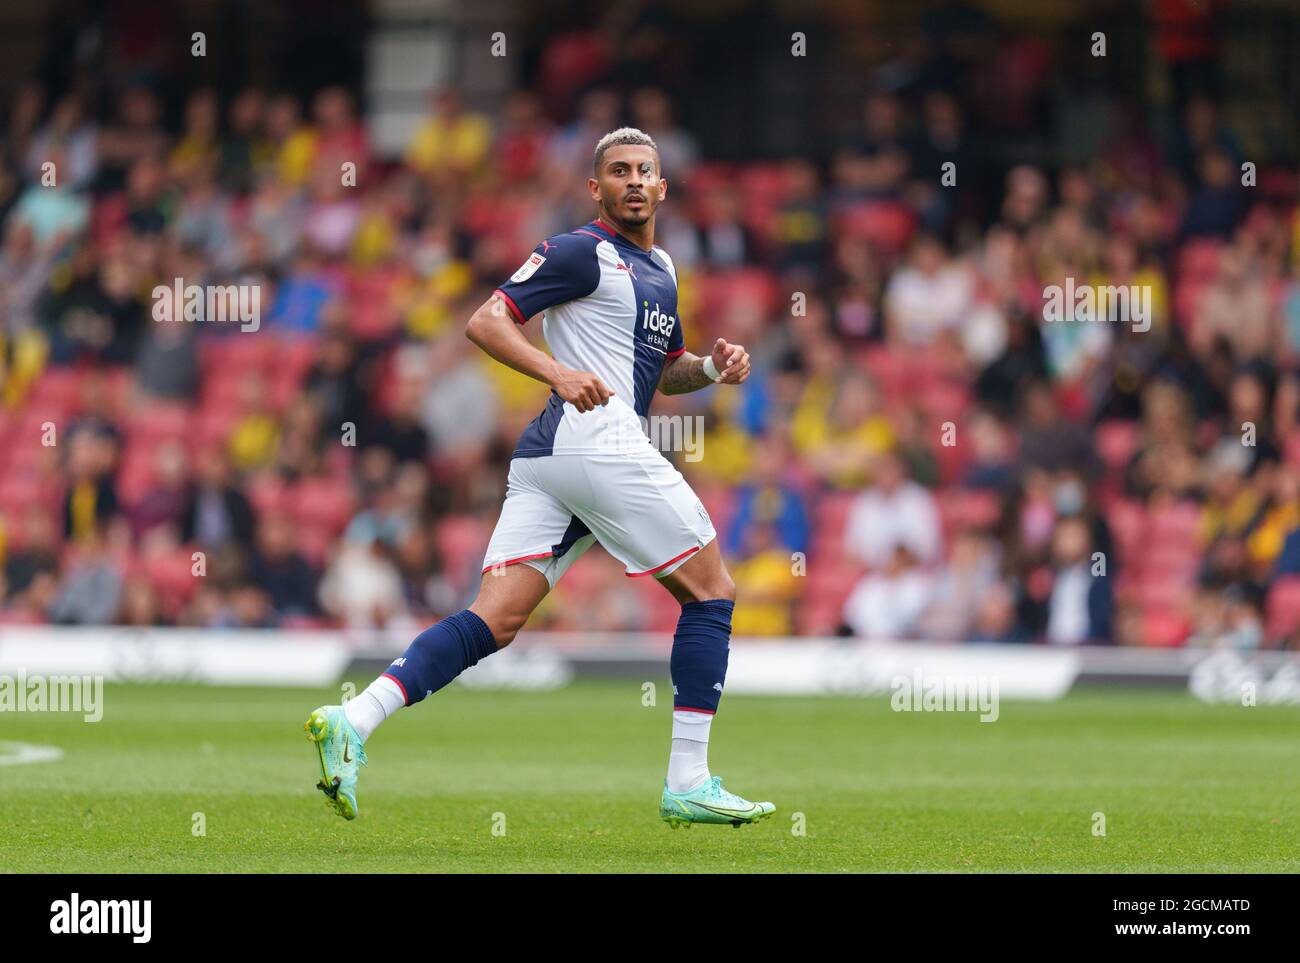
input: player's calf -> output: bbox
[656,543,775,827]
[317,562,548,793]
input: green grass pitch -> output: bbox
[3,680,1298,872]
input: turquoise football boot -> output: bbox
[304,705,367,820]
[660,776,776,828]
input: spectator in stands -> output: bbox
[960,409,1016,491]
[843,543,933,639]
[1187,583,1264,650]
[62,423,120,542]
[883,233,973,349]
[311,86,371,185]
[1193,244,1276,361]
[724,433,810,558]
[393,524,458,622]
[169,89,220,185]
[179,449,255,551]
[772,158,828,274]
[118,576,165,626]
[136,310,199,400]
[969,583,1032,644]
[7,154,89,246]
[272,396,328,480]
[405,88,491,186]
[1125,379,1202,500]
[1182,147,1246,240]
[493,91,553,183]
[48,530,122,625]
[368,367,430,466]
[420,333,498,465]
[844,450,942,569]
[1044,516,1113,644]
[1017,379,1096,477]
[96,82,167,195]
[130,441,189,540]
[729,522,800,636]
[248,514,319,620]
[220,87,269,194]
[25,92,97,192]
[917,530,1001,641]
[3,509,58,605]
[304,329,368,430]
[791,336,893,490]
[318,538,407,630]
[227,371,281,471]
[999,165,1049,233]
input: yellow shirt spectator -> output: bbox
[731,546,798,636]
[406,112,492,177]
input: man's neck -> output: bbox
[596,212,654,252]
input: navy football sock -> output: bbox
[670,599,734,714]
[382,609,499,706]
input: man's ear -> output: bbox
[659,178,668,202]
[588,176,601,201]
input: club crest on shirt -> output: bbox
[511,252,546,283]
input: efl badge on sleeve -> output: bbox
[510,252,546,283]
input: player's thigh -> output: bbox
[469,561,551,646]
[656,536,735,605]
[476,459,581,643]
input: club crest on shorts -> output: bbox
[511,252,546,283]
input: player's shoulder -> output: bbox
[530,225,610,264]
[506,228,605,286]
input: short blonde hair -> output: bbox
[593,127,660,174]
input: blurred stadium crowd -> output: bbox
[1,23,1299,647]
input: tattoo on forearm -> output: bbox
[659,352,713,395]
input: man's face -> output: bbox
[590,145,665,226]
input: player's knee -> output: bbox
[683,568,734,604]
[469,603,528,648]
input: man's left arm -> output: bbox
[659,338,751,395]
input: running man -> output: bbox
[306,127,774,829]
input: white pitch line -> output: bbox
[0,741,64,766]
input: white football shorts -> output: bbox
[481,447,716,587]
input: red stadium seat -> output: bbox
[1146,501,1200,546]
[127,403,195,442]
[290,477,356,536]
[434,516,490,569]
[839,201,916,255]
[246,474,288,517]
[1142,607,1192,647]
[24,368,83,413]
[199,336,276,379]
[143,548,202,610]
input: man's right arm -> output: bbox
[465,294,615,413]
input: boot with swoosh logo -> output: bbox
[660,775,775,829]
[304,705,368,820]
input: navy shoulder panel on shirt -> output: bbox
[494,230,604,324]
